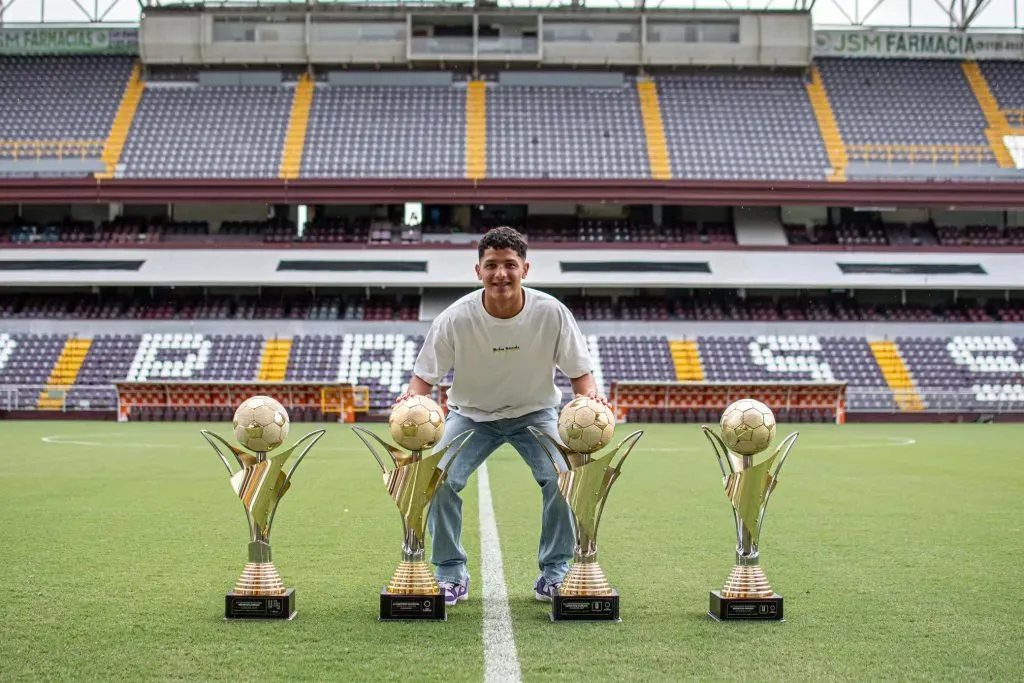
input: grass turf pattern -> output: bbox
[1,421,1020,680]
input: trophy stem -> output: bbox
[234,562,287,596]
[386,560,441,595]
[720,564,774,599]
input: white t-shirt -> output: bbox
[413,287,592,422]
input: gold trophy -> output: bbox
[353,395,473,621]
[201,395,325,620]
[528,396,643,622]
[702,398,798,621]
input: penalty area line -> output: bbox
[478,461,523,683]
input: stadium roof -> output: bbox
[0,0,1020,32]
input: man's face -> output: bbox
[476,247,529,301]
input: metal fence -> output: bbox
[0,384,117,412]
[846,387,1024,413]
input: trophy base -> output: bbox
[225,588,296,620]
[379,588,447,621]
[708,590,783,621]
[550,590,621,622]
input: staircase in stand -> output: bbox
[465,80,487,181]
[38,339,92,409]
[670,340,705,381]
[961,62,1016,168]
[806,67,849,181]
[279,73,315,180]
[258,339,293,382]
[96,63,144,179]
[869,341,924,412]
[636,78,672,180]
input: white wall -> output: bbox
[734,207,787,246]
[1,247,1019,289]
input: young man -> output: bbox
[396,226,606,606]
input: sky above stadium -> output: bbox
[0,0,1020,29]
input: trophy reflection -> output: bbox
[529,396,643,622]
[702,398,798,622]
[353,395,473,621]
[201,395,325,620]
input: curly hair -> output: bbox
[477,226,527,260]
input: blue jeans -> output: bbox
[427,407,574,587]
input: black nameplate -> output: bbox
[551,591,620,622]
[225,588,295,620]
[708,590,783,621]
[380,589,446,621]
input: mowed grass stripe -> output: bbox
[488,423,1024,681]
[1,421,485,682]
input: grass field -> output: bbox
[2,420,1021,681]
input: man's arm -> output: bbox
[406,374,433,398]
[570,372,610,406]
[570,372,597,397]
[395,317,453,405]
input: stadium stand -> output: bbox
[66,334,142,410]
[124,333,263,382]
[0,333,68,386]
[4,325,1021,415]
[699,335,895,410]
[978,61,1024,126]
[657,73,831,181]
[0,56,132,140]
[8,213,1024,249]
[816,58,998,172]
[119,85,293,179]
[0,56,134,176]
[4,291,1023,324]
[301,85,466,179]
[898,335,1024,411]
[485,82,650,179]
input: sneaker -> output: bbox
[534,575,562,602]
[438,579,469,606]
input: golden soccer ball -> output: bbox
[720,398,776,456]
[558,395,615,454]
[389,395,445,451]
[233,395,290,453]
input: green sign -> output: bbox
[814,29,1024,61]
[0,27,139,55]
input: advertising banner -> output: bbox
[0,27,139,55]
[814,29,1024,60]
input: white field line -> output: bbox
[477,461,523,683]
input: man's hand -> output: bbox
[570,373,610,407]
[574,389,612,408]
[393,374,434,408]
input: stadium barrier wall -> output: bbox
[608,381,847,424]
[112,382,369,423]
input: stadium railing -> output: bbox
[845,144,993,166]
[845,388,1024,414]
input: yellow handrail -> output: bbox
[0,139,106,160]
[847,144,993,166]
